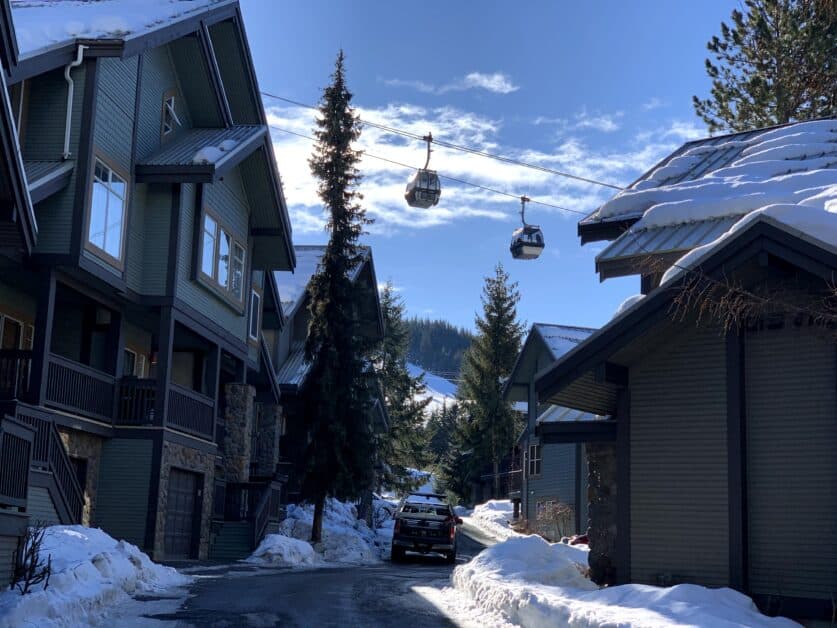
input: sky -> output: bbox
[240,0,738,332]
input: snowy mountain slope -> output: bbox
[407,362,457,414]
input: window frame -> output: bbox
[161,88,180,140]
[248,288,261,342]
[84,154,130,269]
[196,207,248,310]
[527,443,542,477]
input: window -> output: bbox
[88,158,127,262]
[123,349,148,377]
[1,317,21,350]
[198,210,247,303]
[528,443,542,477]
[248,290,261,340]
[162,91,180,137]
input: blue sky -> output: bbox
[240,0,738,332]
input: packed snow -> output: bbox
[596,119,837,230]
[613,293,644,318]
[10,0,232,57]
[534,324,595,360]
[407,362,457,414]
[460,500,523,543]
[192,139,239,164]
[247,498,391,566]
[536,405,601,424]
[0,525,190,628]
[451,534,797,628]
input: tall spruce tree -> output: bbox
[693,0,836,133]
[457,264,525,496]
[376,282,432,491]
[302,51,375,542]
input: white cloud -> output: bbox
[641,97,667,111]
[381,71,519,95]
[266,101,703,235]
[573,109,623,133]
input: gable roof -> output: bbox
[537,209,837,416]
[578,119,837,248]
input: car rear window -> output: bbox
[401,503,451,516]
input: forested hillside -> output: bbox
[406,318,473,377]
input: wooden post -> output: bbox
[155,307,175,427]
[29,271,56,406]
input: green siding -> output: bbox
[96,439,153,548]
[28,486,60,526]
[0,534,18,585]
[93,57,137,175]
[525,442,578,527]
[630,324,729,587]
[27,65,87,254]
[126,183,172,295]
[176,175,249,342]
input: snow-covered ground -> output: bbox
[460,499,523,544]
[408,362,457,414]
[0,525,190,628]
[246,497,395,567]
[449,505,797,628]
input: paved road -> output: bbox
[142,531,488,627]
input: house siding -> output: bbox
[176,175,249,342]
[630,323,729,587]
[126,183,173,295]
[27,486,60,526]
[0,534,18,585]
[27,65,87,254]
[95,439,153,549]
[94,57,137,175]
[526,443,577,523]
[745,322,837,600]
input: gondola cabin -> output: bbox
[510,225,545,260]
[405,169,441,208]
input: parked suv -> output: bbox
[391,493,462,563]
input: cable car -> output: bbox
[510,196,544,260]
[405,133,441,208]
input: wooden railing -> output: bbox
[0,350,32,400]
[16,405,84,523]
[0,416,34,511]
[46,354,115,423]
[167,383,215,440]
[116,378,157,426]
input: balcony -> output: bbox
[0,350,216,441]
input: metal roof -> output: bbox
[536,405,601,424]
[275,343,311,389]
[595,215,743,279]
[24,160,73,204]
[135,125,265,182]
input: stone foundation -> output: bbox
[154,440,215,560]
[222,383,255,482]
[252,403,283,477]
[57,428,103,527]
[587,441,617,586]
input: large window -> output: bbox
[88,158,127,262]
[199,210,246,303]
[528,443,542,477]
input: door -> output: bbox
[164,468,201,559]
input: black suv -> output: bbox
[391,493,462,563]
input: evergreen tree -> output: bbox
[457,264,525,496]
[693,0,836,133]
[433,401,477,503]
[376,282,432,492]
[302,51,375,542]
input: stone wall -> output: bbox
[222,383,255,483]
[587,441,617,586]
[154,440,215,560]
[251,402,283,478]
[57,428,103,526]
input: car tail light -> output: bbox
[394,519,401,534]
[449,522,456,541]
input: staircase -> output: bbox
[209,521,253,561]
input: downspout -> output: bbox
[63,44,87,160]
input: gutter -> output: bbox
[62,44,86,160]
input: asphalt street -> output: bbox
[139,531,488,627]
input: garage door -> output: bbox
[745,322,837,599]
[164,469,200,559]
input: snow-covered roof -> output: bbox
[536,405,601,424]
[533,324,595,361]
[274,342,311,389]
[273,245,370,320]
[9,0,233,58]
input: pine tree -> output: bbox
[457,264,525,497]
[693,0,836,133]
[376,282,432,492]
[433,401,477,503]
[302,51,375,543]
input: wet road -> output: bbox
[142,531,488,627]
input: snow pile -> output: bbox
[0,525,190,628]
[462,500,522,543]
[244,534,320,567]
[10,0,230,57]
[451,535,796,628]
[597,119,837,229]
[276,498,385,564]
[613,294,644,318]
[193,139,239,164]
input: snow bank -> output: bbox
[462,500,522,543]
[452,535,796,628]
[10,0,230,57]
[244,534,320,567]
[274,498,386,564]
[0,525,190,628]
